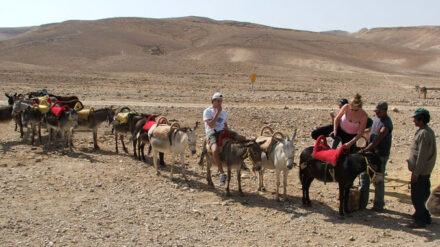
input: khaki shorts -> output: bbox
[207,130,238,147]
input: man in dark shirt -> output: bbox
[359,101,393,211]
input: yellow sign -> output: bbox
[251,74,257,83]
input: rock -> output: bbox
[392,107,399,112]
[349,236,355,241]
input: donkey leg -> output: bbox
[115,132,119,153]
[258,169,266,192]
[206,158,214,187]
[338,184,345,216]
[121,135,128,153]
[275,169,281,202]
[226,167,232,196]
[152,150,160,175]
[93,129,100,150]
[170,154,176,181]
[343,186,352,216]
[180,153,187,181]
[237,169,243,196]
[31,124,35,145]
[38,123,42,145]
[132,136,137,158]
[283,170,289,201]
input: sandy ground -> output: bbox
[0,69,439,246]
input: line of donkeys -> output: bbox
[1,90,384,217]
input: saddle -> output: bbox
[142,115,165,132]
[150,117,180,145]
[77,107,95,120]
[256,126,282,153]
[51,101,69,117]
[115,111,138,124]
[312,135,348,167]
[206,130,234,153]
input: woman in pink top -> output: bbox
[331,93,368,151]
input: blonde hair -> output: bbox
[350,93,363,108]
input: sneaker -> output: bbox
[219,173,227,186]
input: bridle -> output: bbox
[364,155,383,183]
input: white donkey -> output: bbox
[149,121,199,180]
[256,129,297,201]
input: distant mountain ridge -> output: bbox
[0,17,438,75]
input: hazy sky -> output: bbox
[1,0,438,32]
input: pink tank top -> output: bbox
[340,114,360,135]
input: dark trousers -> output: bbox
[411,175,431,225]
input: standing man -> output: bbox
[359,101,393,211]
[203,92,246,186]
[407,108,437,228]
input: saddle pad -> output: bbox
[143,115,157,131]
[115,112,134,124]
[256,136,274,152]
[312,135,348,166]
[153,125,172,140]
[78,108,94,120]
[38,96,50,106]
[35,104,49,114]
[51,102,69,117]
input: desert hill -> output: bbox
[353,26,440,51]
[0,17,438,75]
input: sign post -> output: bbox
[251,73,256,92]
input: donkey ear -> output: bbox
[292,129,297,141]
[194,121,200,130]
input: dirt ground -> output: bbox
[0,68,439,246]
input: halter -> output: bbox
[364,156,383,183]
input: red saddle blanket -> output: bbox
[143,115,157,131]
[51,101,69,117]
[218,130,234,146]
[312,135,348,166]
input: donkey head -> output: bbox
[278,129,297,169]
[106,107,116,125]
[185,121,199,155]
[5,93,14,106]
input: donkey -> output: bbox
[149,122,199,180]
[199,139,263,196]
[74,107,115,150]
[5,93,23,137]
[427,184,440,216]
[12,100,43,145]
[112,113,148,153]
[415,86,427,99]
[132,116,165,165]
[45,108,78,150]
[255,130,297,201]
[299,146,382,216]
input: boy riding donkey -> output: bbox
[202,92,247,186]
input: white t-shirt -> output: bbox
[203,106,228,138]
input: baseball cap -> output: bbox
[374,101,388,112]
[212,92,223,100]
[411,108,430,118]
